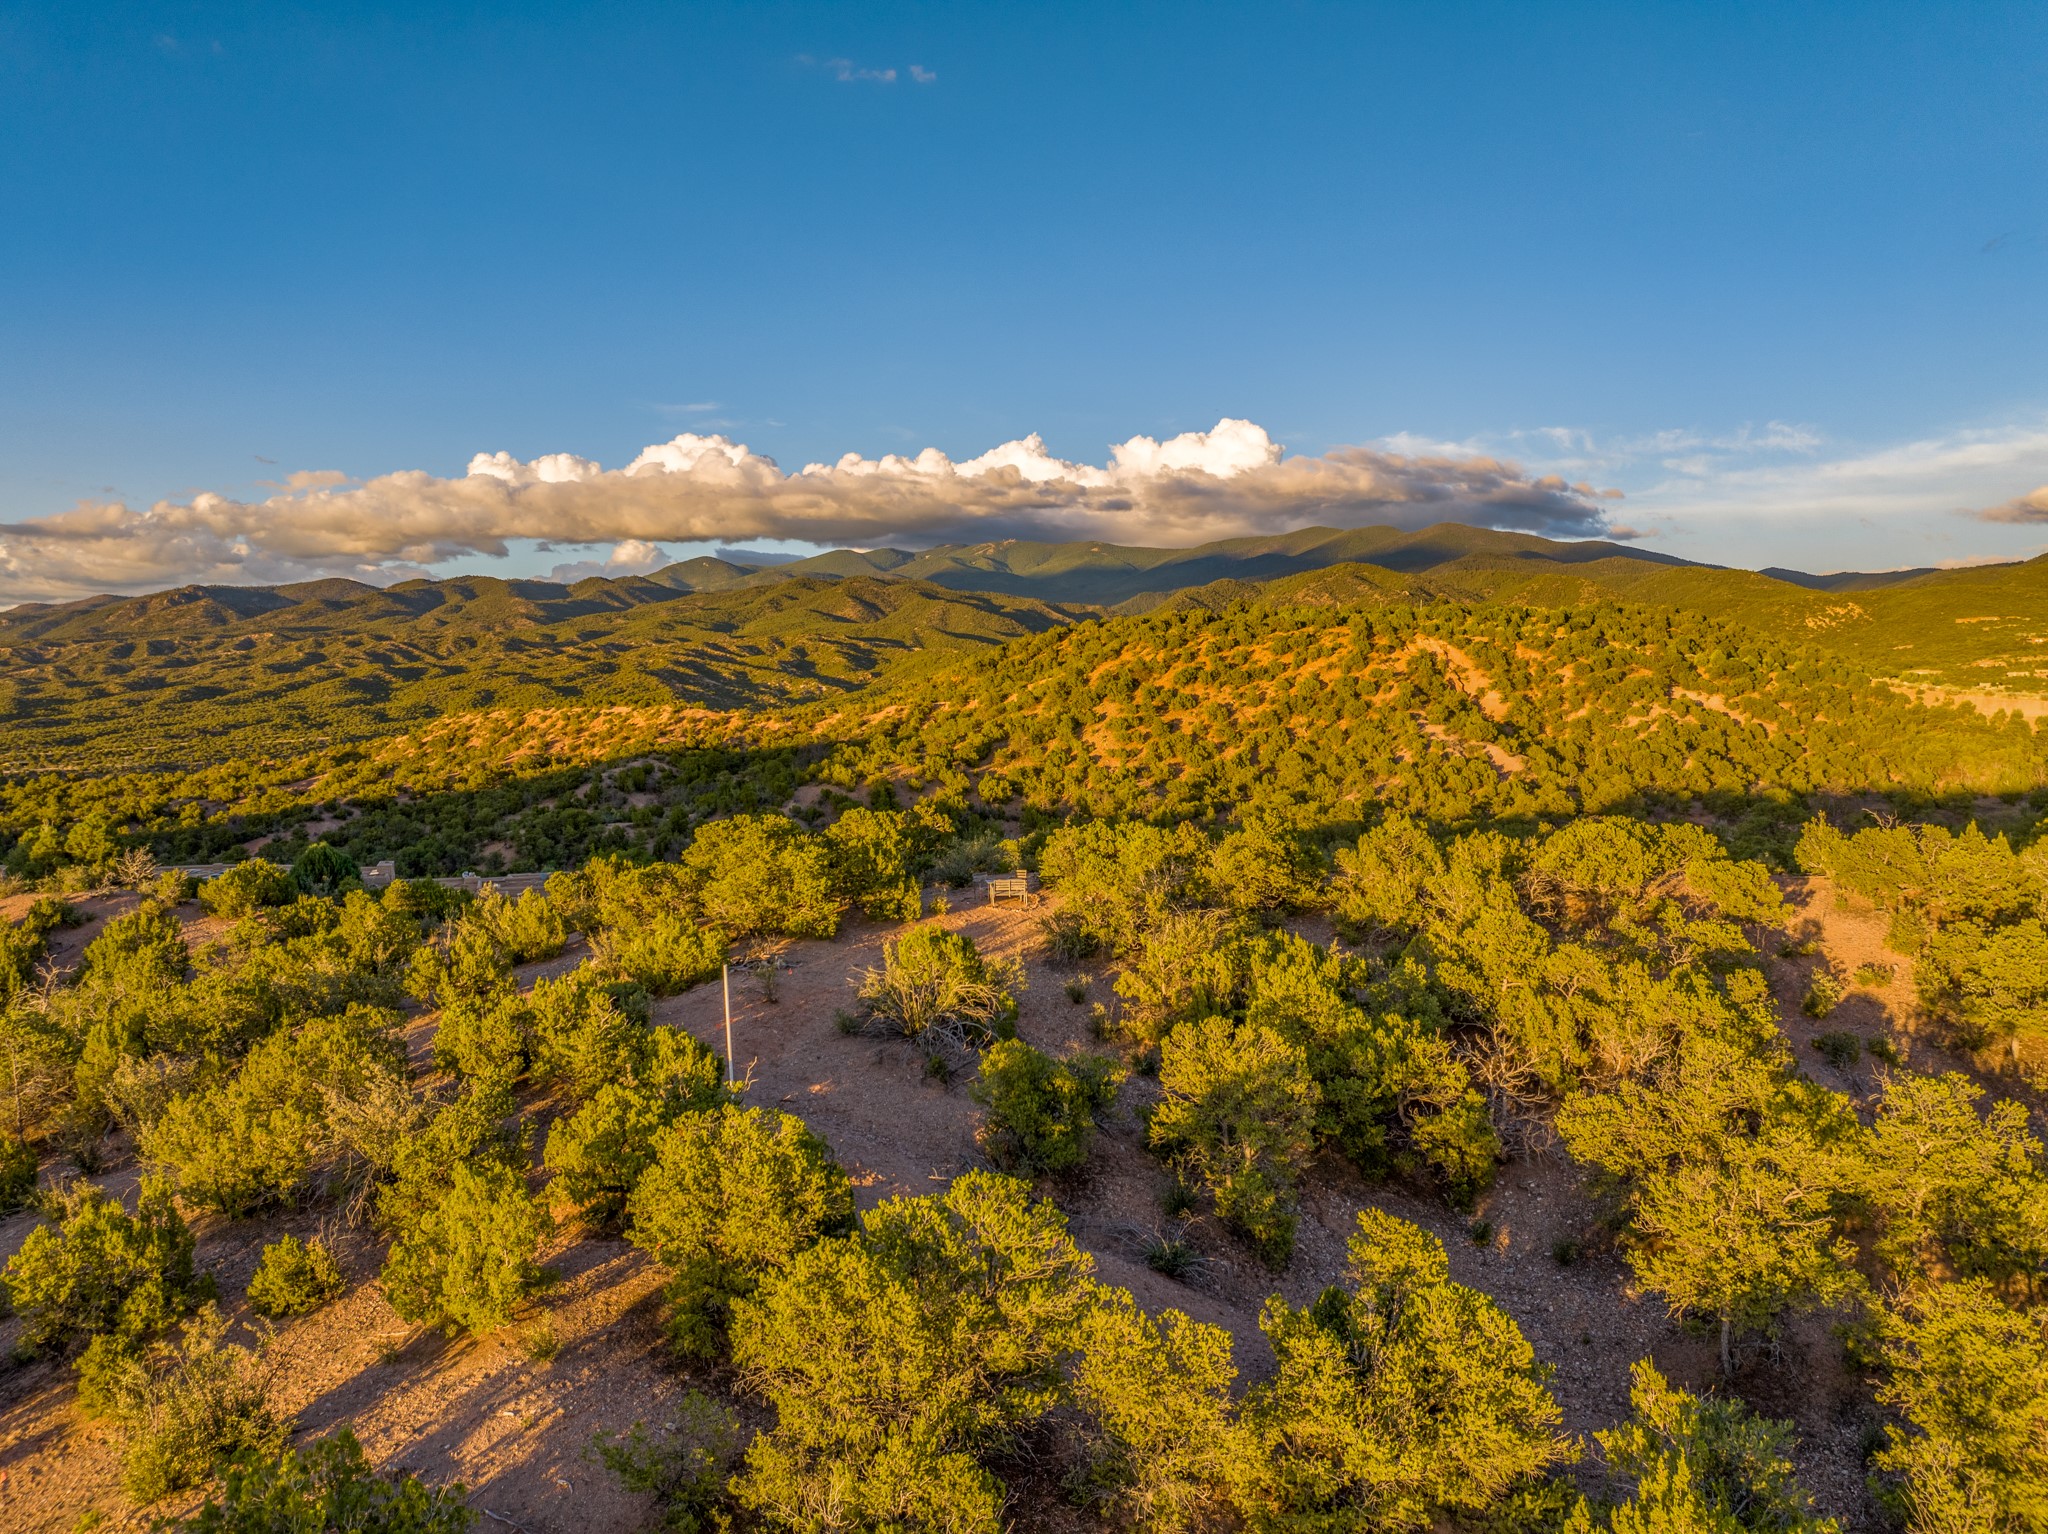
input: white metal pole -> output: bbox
[722,962,733,1085]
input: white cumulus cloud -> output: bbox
[0,418,1616,604]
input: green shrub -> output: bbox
[728,1172,1093,1531]
[382,877,472,928]
[590,913,722,997]
[543,855,682,935]
[544,1030,725,1227]
[1812,1030,1862,1070]
[853,925,1021,1053]
[245,1235,345,1318]
[168,1426,476,1532]
[0,1131,36,1211]
[408,920,512,1014]
[1575,1359,1833,1534]
[1853,961,1896,988]
[375,1078,522,1235]
[85,1303,286,1504]
[3,1175,200,1349]
[930,828,1012,889]
[1917,918,2048,1060]
[590,1393,740,1534]
[824,807,922,922]
[626,1105,853,1358]
[290,841,360,898]
[1043,908,1104,962]
[77,900,188,989]
[1112,910,1244,1045]
[151,869,198,906]
[1407,1091,1503,1210]
[1332,814,1445,938]
[1800,967,1845,1019]
[1871,1279,2048,1534]
[143,1010,405,1217]
[430,991,531,1083]
[1070,1295,1250,1530]
[1038,819,1216,956]
[1247,1211,1569,1526]
[970,1040,1122,1176]
[679,815,840,939]
[530,968,651,1101]
[201,860,298,919]
[1211,816,1319,916]
[381,1161,550,1338]
[465,889,567,965]
[1150,1016,1320,1267]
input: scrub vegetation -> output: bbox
[1,537,2045,1531]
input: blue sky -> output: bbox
[3,1,2046,599]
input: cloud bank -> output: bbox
[0,420,1616,603]
[1980,484,2048,523]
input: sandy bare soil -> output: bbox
[0,879,1979,1531]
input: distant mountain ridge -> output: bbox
[688,523,1703,604]
[2,524,2040,768]
[0,573,1086,766]
[3,523,2020,632]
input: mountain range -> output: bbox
[3,523,2041,768]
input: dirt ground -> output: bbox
[0,875,2015,1532]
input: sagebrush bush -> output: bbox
[174,1426,476,1531]
[87,1304,285,1504]
[970,1040,1122,1176]
[245,1234,346,1318]
[854,925,1021,1053]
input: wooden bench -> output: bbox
[981,873,1039,908]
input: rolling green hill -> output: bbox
[0,573,1085,768]
[2,522,2041,774]
[733,524,2047,692]
[1131,550,2048,693]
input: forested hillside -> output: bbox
[0,560,2045,1534]
[4,527,2041,777]
[0,574,1082,768]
